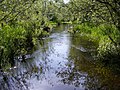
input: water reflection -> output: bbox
[0,25,120,90]
[57,32,120,90]
[28,25,84,90]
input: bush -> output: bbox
[0,25,27,68]
[72,23,120,71]
[73,23,92,33]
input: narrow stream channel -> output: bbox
[25,25,96,90]
[0,25,120,90]
[28,25,85,90]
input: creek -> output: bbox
[0,25,120,90]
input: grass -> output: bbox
[72,23,120,72]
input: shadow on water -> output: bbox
[0,24,120,90]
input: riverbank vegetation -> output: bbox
[67,0,120,72]
[71,23,120,71]
[0,0,120,90]
[0,0,120,72]
[0,0,67,69]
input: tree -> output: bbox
[95,0,120,30]
[0,0,37,25]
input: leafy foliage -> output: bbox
[0,0,120,71]
[72,23,120,71]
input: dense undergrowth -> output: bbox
[0,22,53,69]
[71,23,120,72]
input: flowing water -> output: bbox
[0,25,120,90]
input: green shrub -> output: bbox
[0,25,27,68]
[72,23,120,71]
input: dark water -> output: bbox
[0,25,120,90]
